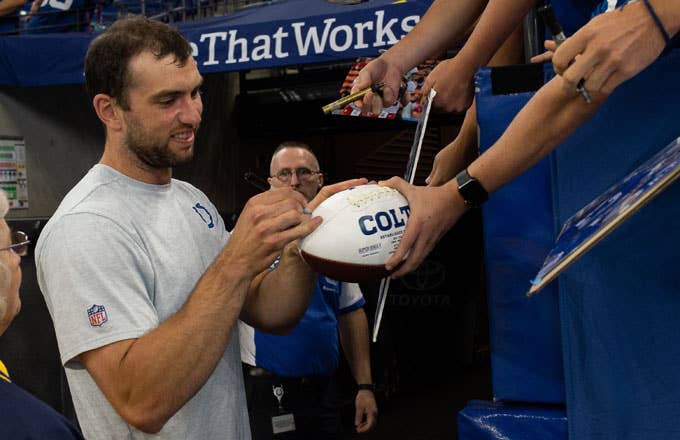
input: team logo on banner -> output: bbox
[87,304,108,327]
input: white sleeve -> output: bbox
[37,213,160,366]
[338,282,365,313]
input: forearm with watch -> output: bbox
[456,70,609,205]
[455,168,489,208]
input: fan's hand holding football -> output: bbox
[380,177,466,277]
[226,188,319,278]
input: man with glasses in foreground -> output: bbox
[240,142,378,439]
[0,190,83,439]
[35,16,364,439]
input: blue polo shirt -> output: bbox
[239,276,365,378]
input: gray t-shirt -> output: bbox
[36,164,251,439]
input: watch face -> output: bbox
[457,170,489,208]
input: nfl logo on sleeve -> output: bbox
[88,304,108,327]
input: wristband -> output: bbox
[642,0,671,44]
[357,383,376,392]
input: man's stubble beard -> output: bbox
[124,116,197,169]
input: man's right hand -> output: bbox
[226,178,368,278]
[236,178,368,333]
[226,188,318,277]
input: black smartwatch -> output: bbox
[456,168,488,208]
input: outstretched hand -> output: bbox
[552,1,667,96]
[421,57,476,113]
[380,177,466,277]
[351,57,405,115]
[426,135,476,187]
[426,144,460,186]
[530,40,558,64]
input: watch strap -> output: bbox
[456,168,489,208]
[357,383,376,392]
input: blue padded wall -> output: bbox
[476,66,565,404]
[476,49,680,437]
[552,50,680,439]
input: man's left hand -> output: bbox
[307,178,368,212]
[355,389,378,433]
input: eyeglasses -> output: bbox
[0,231,30,256]
[272,167,322,183]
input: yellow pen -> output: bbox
[322,81,385,114]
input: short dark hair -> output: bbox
[84,15,193,110]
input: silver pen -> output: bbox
[538,4,592,103]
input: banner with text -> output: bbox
[0,0,432,87]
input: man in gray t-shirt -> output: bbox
[35,16,363,439]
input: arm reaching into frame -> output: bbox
[382,77,607,277]
[353,0,535,114]
[552,0,680,96]
[426,27,524,186]
[380,0,680,277]
[351,0,488,114]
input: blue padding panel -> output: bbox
[476,67,565,404]
[552,50,680,439]
[458,400,567,440]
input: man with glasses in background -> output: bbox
[239,141,378,439]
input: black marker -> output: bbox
[538,4,592,103]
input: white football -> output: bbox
[299,184,410,282]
